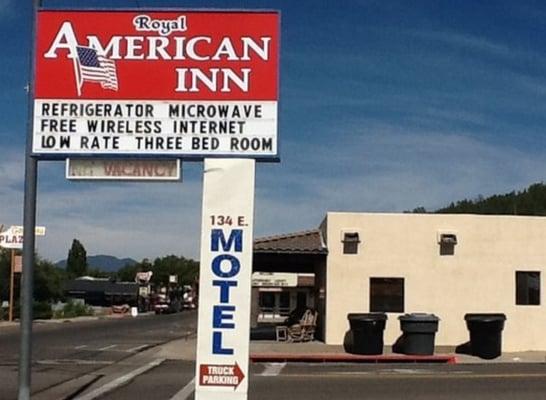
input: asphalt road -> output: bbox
[3,314,546,400]
[100,361,546,400]
[0,311,197,400]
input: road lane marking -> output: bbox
[260,362,286,376]
[74,358,165,400]
[126,344,152,353]
[37,359,113,366]
[98,344,117,351]
[169,377,195,400]
[74,345,87,350]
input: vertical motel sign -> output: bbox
[33,9,279,400]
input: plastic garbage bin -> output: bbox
[345,313,387,355]
[392,313,440,355]
[463,313,506,359]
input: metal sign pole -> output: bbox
[9,249,15,322]
[18,1,40,399]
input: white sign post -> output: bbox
[195,158,255,400]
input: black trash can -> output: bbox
[392,313,440,355]
[464,313,506,359]
[345,313,388,355]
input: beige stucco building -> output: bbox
[319,212,546,351]
[253,212,546,351]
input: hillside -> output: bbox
[55,254,137,272]
[434,182,546,215]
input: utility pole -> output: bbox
[9,249,15,322]
[18,1,40,399]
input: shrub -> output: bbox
[33,301,53,320]
[10,301,53,320]
[54,301,94,319]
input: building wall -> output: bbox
[324,212,546,351]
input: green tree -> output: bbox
[66,239,88,278]
[34,256,66,302]
[117,263,139,282]
[150,255,199,286]
[120,255,198,286]
[435,182,546,216]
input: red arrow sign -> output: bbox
[199,362,245,389]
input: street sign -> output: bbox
[0,226,46,250]
[195,159,255,400]
[135,271,153,284]
[66,158,181,181]
[33,10,280,160]
[199,363,244,389]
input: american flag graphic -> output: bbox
[74,46,118,95]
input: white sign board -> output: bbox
[66,158,181,181]
[0,226,46,250]
[195,159,255,400]
[251,272,298,287]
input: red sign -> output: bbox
[199,363,245,389]
[35,10,279,100]
[32,10,279,158]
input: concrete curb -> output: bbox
[250,353,457,364]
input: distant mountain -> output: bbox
[55,255,138,272]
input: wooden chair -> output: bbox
[276,309,318,342]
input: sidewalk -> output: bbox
[158,337,546,364]
[0,321,18,329]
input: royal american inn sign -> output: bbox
[33,10,279,159]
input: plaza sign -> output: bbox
[33,10,279,159]
[0,226,46,250]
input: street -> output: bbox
[98,361,546,400]
[2,312,546,399]
[0,311,196,400]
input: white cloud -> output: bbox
[2,126,545,264]
[0,145,25,228]
[253,125,546,238]
[34,163,204,262]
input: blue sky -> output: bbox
[1,0,546,263]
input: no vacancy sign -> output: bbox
[32,10,279,159]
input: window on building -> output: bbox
[343,232,360,254]
[279,292,291,316]
[259,292,275,312]
[370,277,404,313]
[516,271,540,305]
[296,291,307,310]
[439,233,457,256]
